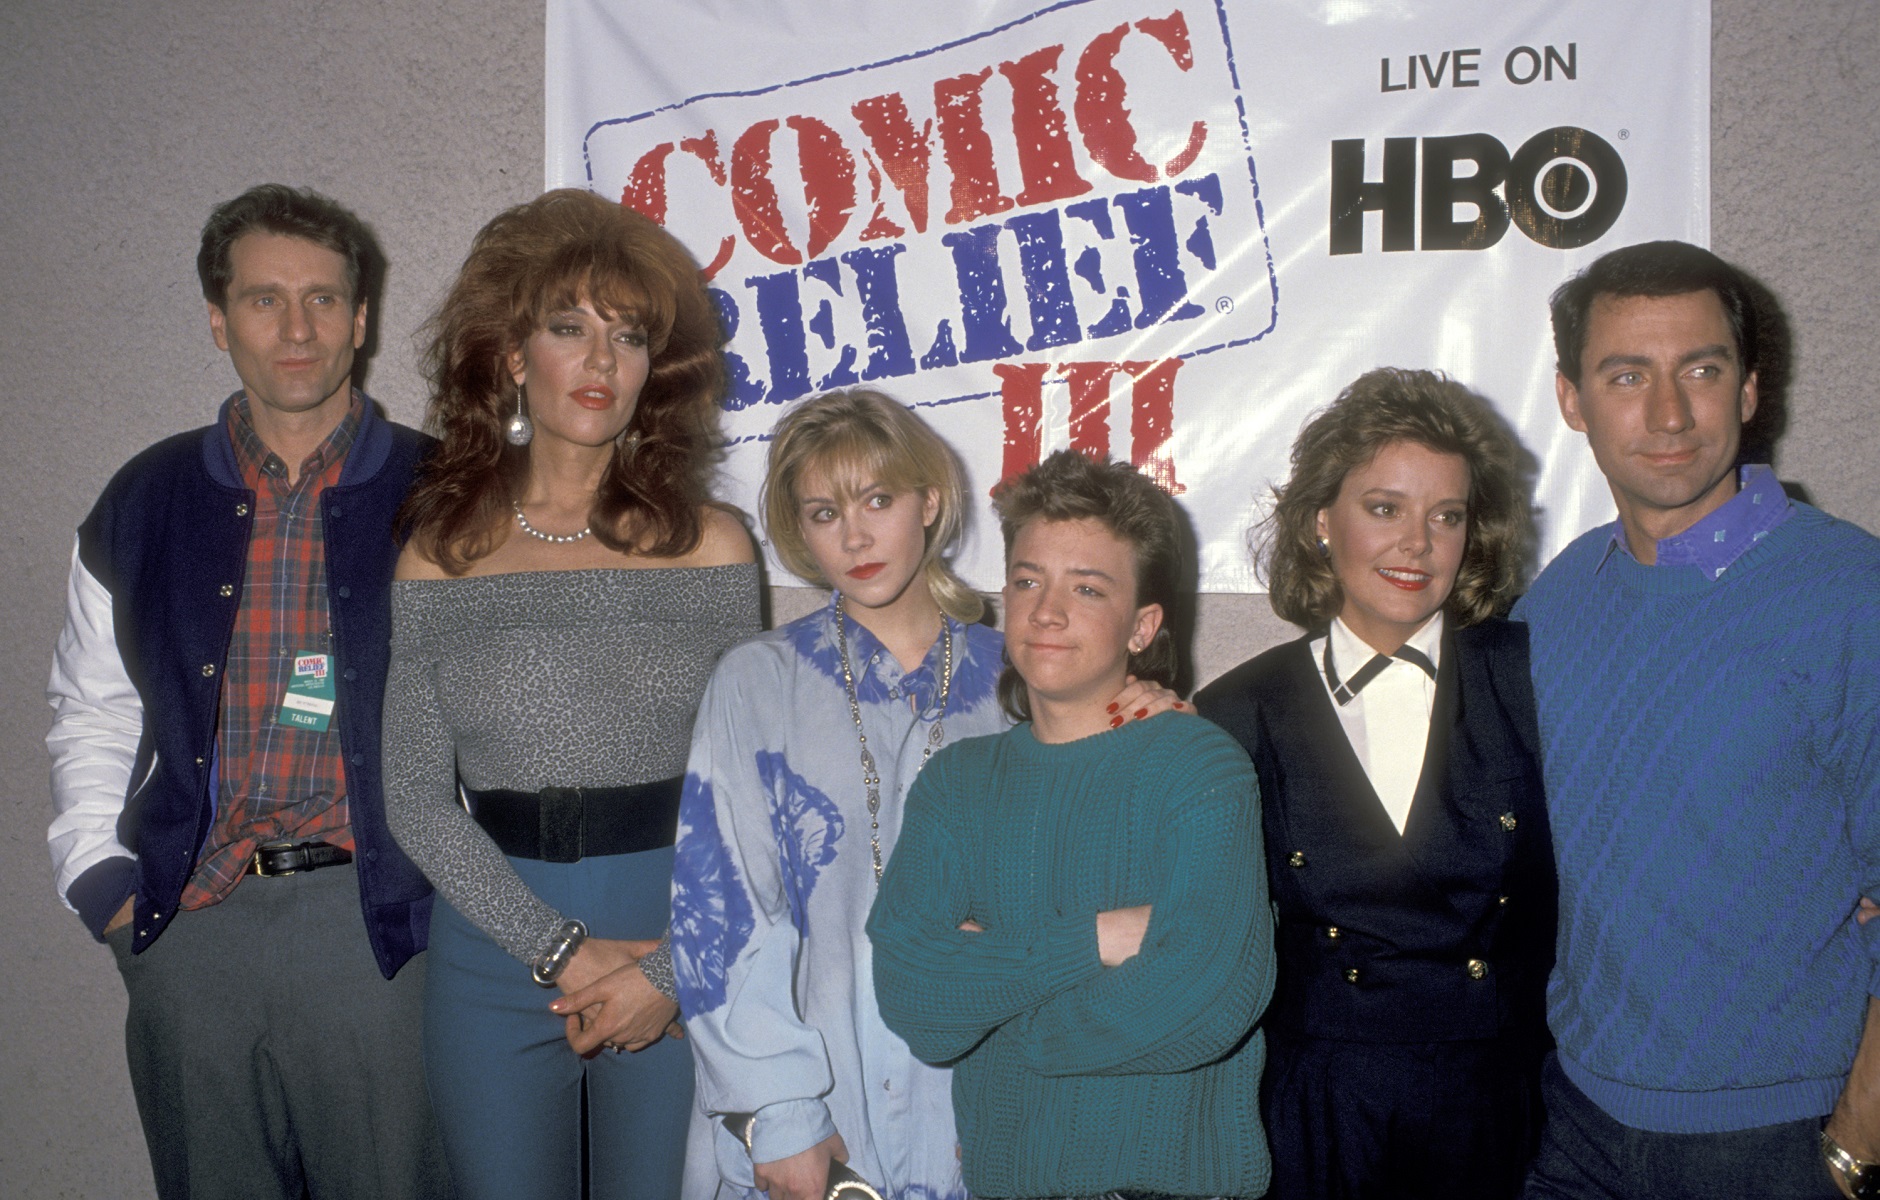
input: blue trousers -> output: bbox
[424,847,693,1200]
[1520,1053,1841,1200]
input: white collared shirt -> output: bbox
[1308,613,1444,836]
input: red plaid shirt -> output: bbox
[180,394,362,909]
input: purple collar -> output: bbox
[1597,465,1791,579]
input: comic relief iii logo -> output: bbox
[582,0,1274,489]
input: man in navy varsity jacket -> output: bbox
[1516,241,1880,1200]
[45,185,451,1199]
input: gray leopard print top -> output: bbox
[382,564,760,987]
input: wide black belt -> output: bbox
[247,840,354,877]
[465,777,684,863]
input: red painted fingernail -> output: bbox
[1174,701,1186,710]
[1134,708,1148,719]
[1106,702,1119,714]
[1110,715,1124,728]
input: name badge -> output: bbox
[277,651,337,733]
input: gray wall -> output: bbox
[2,2,1874,1193]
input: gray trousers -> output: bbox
[108,863,453,1200]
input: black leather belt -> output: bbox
[465,777,684,863]
[247,840,354,877]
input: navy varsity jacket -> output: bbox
[47,393,435,978]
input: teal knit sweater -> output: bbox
[867,713,1273,1199]
[1515,504,1880,1132]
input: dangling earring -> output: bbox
[504,380,533,447]
[1316,536,1331,558]
[618,427,642,459]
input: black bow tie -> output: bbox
[1323,639,1436,706]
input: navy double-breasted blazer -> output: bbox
[1196,617,1555,1045]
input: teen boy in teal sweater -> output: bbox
[869,450,1273,1200]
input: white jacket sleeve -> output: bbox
[670,647,838,1177]
[46,538,142,908]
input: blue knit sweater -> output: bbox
[1514,503,1880,1132]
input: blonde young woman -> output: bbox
[672,391,1179,1200]
[383,189,758,1199]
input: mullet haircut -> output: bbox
[991,450,1186,722]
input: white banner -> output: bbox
[547,0,1709,592]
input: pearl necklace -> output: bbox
[834,597,953,884]
[512,503,591,544]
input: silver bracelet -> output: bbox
[530,919,588,988]
[1824,1129,1880,1199]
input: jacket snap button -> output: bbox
[1344,968,1360,984]
[200,663,216,677]
[235,503,249,517]
[337,586,351,599]
[1467,959,1488,980]
[218,584,234,597]
[1288,851,1307,868]
[1325,926,1340,940]
[1499,812,1518,831]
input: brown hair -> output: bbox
[1550,240,1758,386]
[398,189,726,571]
[1262,368,1533,631]
[761,390,983,624]
[991,450,1186,722]
[198,183,379,309]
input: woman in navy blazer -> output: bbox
[1196,369,1555,1200]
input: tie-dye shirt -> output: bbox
[672,597,1004,1200]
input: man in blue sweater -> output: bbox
[1516,240,1880,1199]
[45,185,449,1198]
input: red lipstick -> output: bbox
[847,562,886,580]
[1377,568,1432,591]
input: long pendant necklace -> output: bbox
[835,597,953,883]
